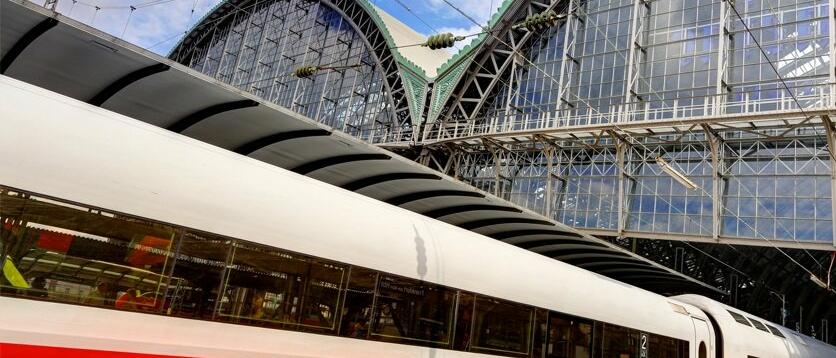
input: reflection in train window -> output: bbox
[648,333,688,358]
[601,323,639,358]
[164,231,229,320]
[0,190,176,312]
[339,266,377,338]
[728,310,753,326]
[471,295,534,355]
[546,313,592,358]
[371,275,455,345]
[749,319,770,333]
[531,308,548,357]
[766,324,786,338]
[453,292,475,350]
[215,241,346,331]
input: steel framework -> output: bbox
[397,0,836,252]
[169,0,417,143]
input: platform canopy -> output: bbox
[0,0,721,295]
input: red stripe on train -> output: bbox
[0,343,187,358]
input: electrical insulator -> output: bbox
[423,33,464,50]
[521,10,561,32]
[293,66,319,78]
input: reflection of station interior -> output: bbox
[1,0,835,344]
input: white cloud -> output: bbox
[37,0,499,55]
[427,0,502,25]
[47,0,222,55]
[424,0,503,49]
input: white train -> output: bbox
[0,75,833,358]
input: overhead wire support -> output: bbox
[292,63,361,78]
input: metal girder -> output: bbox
[459,217,555,230]
[413,106,836,147]
[341,172,441,191]
[555,0,582,118]
[170,0,413,142]
[442,0,566,122]
[703,124,724,241]
[233,129,332,155]
[167,100,260,133]
[88,64,170,106]
[0,17,57,74]
[385,190,485,206]
[622,0,650,120]
[290,153,391,175]
[823,115,836,248]
[421,204,523,219]
[582,228,836,252]
[715,0,735,115]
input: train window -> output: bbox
[601,323,639,358]
[648,334,688,358]
[545,313,592,358]
[749,319,770,333]
[532,308,548,357]
[727,310,752,326]
[765,324,786,338]
[0,190,176,313]
[164,231,229,320]
[215,241,346,332]
[339,266,377,338]
[470,295,534,355]
[698,342,706,358]
[371,274,455,345]
[453,292,475,350]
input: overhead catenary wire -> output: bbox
[391,0,547,113]
[727,1,836,163]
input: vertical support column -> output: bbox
[715,0,734,115]
[610,131,629,237]
[557,0,582,121]
[704,124,724,241]
[821,115,836,247]
[545,146,554,217]
[623,0,650,122]
[617,140,627,237]
[830,0,836,102]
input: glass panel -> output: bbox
[164,231,229,320]
[601,323,639,358]
[766,324,786,338]
[453,292,475,350]
[371,274,456,346]
[215,241,346,332]
[0,189,176,312]
[546,313,593,358]
[648,333,688,358]
[532,308,549,358]
[471,295,534,355]
[727,310,752,326]
[339,266,377,338]
[749,319,770,333]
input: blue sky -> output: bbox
[38,0,501,55]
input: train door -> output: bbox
[691,317,714,358]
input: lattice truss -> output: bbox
[405,0,836,250]
[416,123,836,250]
[171,0,412,143]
